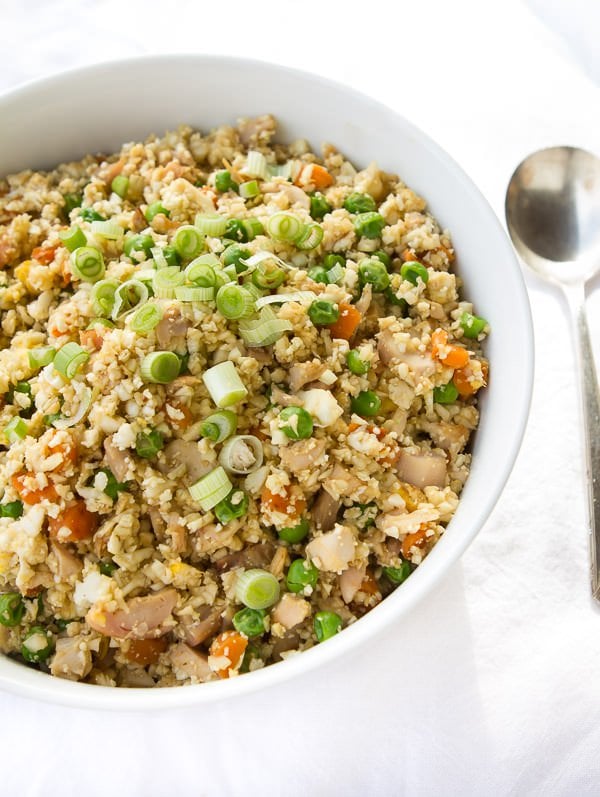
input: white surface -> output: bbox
[0,0,599,794]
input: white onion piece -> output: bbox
[239,251,291,270]
[52,386,93,430]
[219,435,264,475]
[255,291,315,309]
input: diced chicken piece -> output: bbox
[237,114,276,147]
[86,589,178,639]
[324,463,363,501]
[288,360,326,393]
[271,386,302,407]
[396,450,447,489]
[50,541,82,580]
[181,606,222,647]
[170,642,213,682]
[272,593,310,630]
[310,488,341,531]
[419,420,470,453]
[279,438,327,471]
[156,440,213,485]
[271,631,300,661]
[338,564,368,604]
[50,636,92,681]
[103,435,133,482]
[377,506,438,538]
[297,389,343,427]
[214,542,275,573]
[306,525,356,573]
[269,546,288,579]
[377,330,435,377]
[155,306,190,351]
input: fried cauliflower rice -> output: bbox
[0,115,488,687]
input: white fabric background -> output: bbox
[1,1,600,794]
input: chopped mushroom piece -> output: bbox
[396,450,447,489]
[50,541,82,580]
[279,438,327,471]
[339,564,367,604]
[311,488,341,531]
[103,435,132,483]
[86,588,178,639]
[418,420,470,453]
[181,606,222,647]
[377,330,435,376]
[288,360,326,393]
[155,306,190,351]
[170,643,213,682]
[323,463,364,501]
[156,440,213,485]
[306,524,356,573]
[272,593,311,630]
[50,636,93,681]
[214,542,276,573]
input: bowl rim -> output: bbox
[0,53,534,710]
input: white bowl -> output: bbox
[0,55,533,710]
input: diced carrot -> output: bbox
[49,439,78,471]
[31,244,59,265]
[11,473,58,505]
[261,484,306,520]
[443,346,469,369]
[164,400,193,431]
[327,303,362,341]
[402,528,429,560]
[359,574,381,597]
[209,630,248,679]
[431,328,470,369]
[123,637,168,666]
[48,499,99,542]
[347,422,361,434]
[453,360,488,398]
[294,163,334,190]
[401,249,418,262]
[80,328,104,351]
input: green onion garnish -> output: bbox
[70,246,105,282]
[90,220,124,240]
[216,284,255,320]
[3,416,28,444]
[145,201,170,222]
[238,307,293,347]
[202,361,248,408]
[0,592,25,627]
[235,568,280,610]
[91,279,119,317]
[325,263,345,284]
[54,342,90,379]
[94,467,129,500]
[245,150,268,179]
[111,175,129,199]
[58,225,87,252]
[296,222,324,250]
[195,213,227,237]
[124,234,154,259]
[251,260,286,290]
[21,626,54,663]
[459,311,488,339]
[62,193,82,217]
[200,410,238,443]
[239,180,260,200]
[28,346,56,370]
[214,488,249,524]
[141,351,181,384]
[79,208,105,222]
[135,428,164,459]
[153,266,185,300]
[185,255,219,286]
[266,212,302,242]
[241,218,264,241]
[0,500,24,519]
[130,303,163,334]
[188,465,232,511]
[174,286,215,303]
[111,279,148,320]
[172,225,205,261]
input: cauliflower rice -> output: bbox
[0,115,488,687]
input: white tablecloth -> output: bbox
[1,2,600,795]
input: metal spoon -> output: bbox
[506,146,600,600]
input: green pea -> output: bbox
[286,559,319,593]
[233,607,266,638]
[346,349,370,376]
[400,261,429,285]
[135,428,164,459]
[145,201,170,222]
[98,560,117,577]
[308,266,329,284]
[460,311,488,339]
[343,193,376,214]
[279,407,313,440]
[323,253,345,270]
[214,489,249,524]
[21,626,54,663]
[314,611,342,642]
[358,258,390,292]
[224,219,249,243]
[308,300,339,326]
[372,249,391,268]
[162,245,181,267]
[383,561,412,585]
[350,390,381,417]
[124,234,154,259]
[222,243,251,273]
[278,518,310,544]
[0,592,25,627]
[433,382,459,404]
[310,193,332,220]
[354,212,385,239]
[215,170,238,193]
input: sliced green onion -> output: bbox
[314,610,342,642]
[267,162,293,180]
[151,244,181,269]
[91,279,119,317]
[111,175,129,199]
[58,225,86,252]
[267,212,303,242]
[235,568,280,610]
[175,286,215,302]
[125,234,154,259]
[459,311,488,339]
[239,180,260,199]
[87,317,115,330]
[203,361,248,407]
[54,342,90,379]
[214,489,249,524]
[296,222,324,250]
[400,261,429,286]
[52,385,93,430]
[141,351,181,384]
[152,267,185,300]
[308,266,328,284]
[222,265,239,282]
[189,465,232,511]
[326,263,345,284]
[238,307,293,347]
[172,225,205,261]
[354,211,385,239]
[70,246,105,282]
[135,428,164,459]
[21,626,54,663]
[225,219,249,243]
[254,291,314,309]
[251,260,286,290]
[0,592,25,627]
[80,208,105,222]
[112,280,149,319]
[216,284,255,320]
[0,501,23,519]
[215,170,237,193]
[185,255,219,286]
[195,213,227,237]
[4,416,28,444]
[241,218,265,241]
[232,607,266,638]
[145,201,170,222]
[200,410,238,443]
[90,220,124,240]
[135,269,157,291]
[245,150,268,179]
[309,193,331,220]
[62,193,82,217]
[28,346,56,370]
[130,303,163,333]
[384,562,412,585]
[218,434,264,475]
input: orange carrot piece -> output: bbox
[80,328,104,351]
[48,499,99,542]
[209,631,248,679]
[294,163,334,190]
[11,473,58,505]
[401,528,429,560]
[31,244,59,265]
[261,485,306,520]
[327,303,362,341]
[431,328,469,369]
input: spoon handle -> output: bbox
[564,283,600,601]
